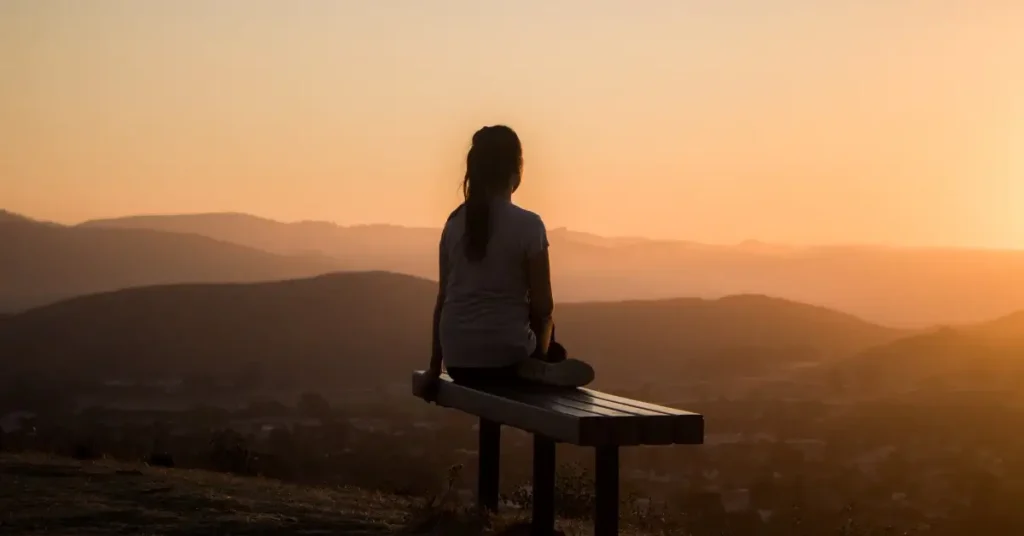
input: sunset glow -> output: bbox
[2,1,1023,247]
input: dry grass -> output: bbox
[0,452,411,535]
[0,453,650,536]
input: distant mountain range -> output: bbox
[77,211,1024,327]
[2,268,1021,408]
[6,208,1024,326]
[0,272,906,395]
[0,209,52,225]
[0,214,342,312]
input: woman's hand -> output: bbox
[414,364,442,401]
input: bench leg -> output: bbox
[478,418,500,512]
[595,446,619,536]
[531,435,556,536]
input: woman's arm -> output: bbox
[429,290,444,373]
[526,246,555,356]
[429,235,449,374]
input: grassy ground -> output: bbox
[0,452,416,535]
[0,453,630,536]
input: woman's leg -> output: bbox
[448,365,522,388]
[545,324,567,362]
[519,324,594,387]
[530,312,554,357]
[531,322,566,363]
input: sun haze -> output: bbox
[2,0,1023,247]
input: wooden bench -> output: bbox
[411,371,704,536]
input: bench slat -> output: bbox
[579,389,704,444]
[580,388,700,416]
[426,373,584,443]
[559,391,669,417]
[494,389,641,445]
[497,390,634,417]
[554,392,678,445]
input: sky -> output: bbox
[1,0,1023,247]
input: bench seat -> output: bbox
[413,371,704,446]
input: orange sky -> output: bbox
[2,1,1023,247]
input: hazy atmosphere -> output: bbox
[4,0,1024,246]
[4,2,1024,536]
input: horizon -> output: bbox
[10,206,1024,253]
[3,1,1024,248]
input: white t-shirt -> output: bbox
[438,198,549,368]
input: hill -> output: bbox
[968,310,1024,342]
[81,212,440,276]
[78,213,646,271]
[0,218,344,313]
[0,272,430,389]
[0,210,35,224]
[80,212,1024,327]
[0,210,61,227]
[0,272,903,399]
[823,312,1024,399]
[555,294,905,379]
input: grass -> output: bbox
[0,453,644,536]
[0,452,412,535]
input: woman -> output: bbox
[415,125,594,398]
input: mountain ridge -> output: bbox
[0,271,906,394]
[71,210,1024,327]
[79,211,1024,254]
[0,216,344,313]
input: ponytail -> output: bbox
[461,125,523,262]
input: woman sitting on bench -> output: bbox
[416,125,594,396]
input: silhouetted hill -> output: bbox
[0,272,434,389]
[81,213,439,276]
[555,294,905,381]
[547,227,654,248]
[80,212,1024,327]
[0,209,61,227]
[0,218,343,312]
[82,213,624,255]
[0,209,34,223]
[969,311,1024,342]
[825,312,1024,399]
[0,272,902,396]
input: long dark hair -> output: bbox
[462,125,523,261]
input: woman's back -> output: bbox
[439,198,549,368]
[413,124,594,395]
